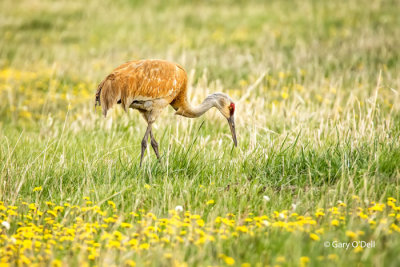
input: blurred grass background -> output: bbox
[0,0,400,266]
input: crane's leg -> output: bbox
[140,123,152,167]
[150,130,160,161]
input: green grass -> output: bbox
[0,0,400,266]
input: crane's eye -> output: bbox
[229,102,235,115]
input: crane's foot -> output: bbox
[140,138,147,167]
[140,124,152,167]
[150,131,161,162]
[151,141,162,164]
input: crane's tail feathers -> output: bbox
[95,74,121,117]
[95,79,105,109]
[95,74,120,117]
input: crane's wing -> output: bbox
[95,60,186,117]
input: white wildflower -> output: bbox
[1,221,10,230]
[263,220,270,226]
[175,205,183,212]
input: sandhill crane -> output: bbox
[95,59,237,166]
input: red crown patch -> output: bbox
[229,102,235,115]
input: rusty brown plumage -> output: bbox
[95,59,237,166]
[96,59,187,116]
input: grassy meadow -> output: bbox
[1,0,400,266]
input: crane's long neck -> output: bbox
[176,95,217,118]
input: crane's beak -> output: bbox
[227,115,237,147]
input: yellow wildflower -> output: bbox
[139,243,150,250]
[354,246,363,253]
[276,256,286,263]
[33,187,42,192]
[121,222,132,228]
[107,200,116,209]
[327,254,338,261]
[331,219,339,226]
[346,231,357,239]
[300,256,310,266]
[51,259,62,267]
[125,260,136,267]
[281,91,289,99]
[234,225,247,234]
[196,219,205,227]
[128,238,138,247]
[369,204,384,212]
[164,253,173,259]
[218,254,235,266]
[206,199,215,205]
[309,233,320,241]
[107,240,121,249]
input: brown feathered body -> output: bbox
[95,59,189,122]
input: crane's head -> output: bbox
[211,93,237,147]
